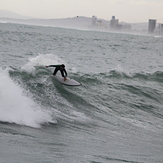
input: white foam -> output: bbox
[0,68,54,128]
[21,53,66,74]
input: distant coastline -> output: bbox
[0,16,149,34]
[0,10,161,35]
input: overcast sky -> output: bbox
[0,0,163,23]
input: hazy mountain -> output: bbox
[0,10,35,19]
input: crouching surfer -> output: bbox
[46,64,67,81]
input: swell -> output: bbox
[10,67,163,108]
[79,70,163,120]
[102,70,163,83]
[7,66,163,131]
[8,67,93,126]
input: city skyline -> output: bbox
[0,0,163,23]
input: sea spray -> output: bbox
[21,53,66,74]
[0,68,55,128]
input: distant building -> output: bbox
[110,16,119,30]
[92,16,97,26]
[116,24,122,30]
[157,24,163,36]
[148,19,157,34]
[109,16,131,32]
[121,23,132,31]
[91,16,108,29]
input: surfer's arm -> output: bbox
[60,69,67,81]
[60,69,67,77]
[64,69,67,77]
[63,69,67,81]
[45,65,60,68]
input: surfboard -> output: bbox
[51,75,81,86]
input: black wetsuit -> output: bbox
[48,65,67,77]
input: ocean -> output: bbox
[0,23,163,163]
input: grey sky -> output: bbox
[0,0,163,23]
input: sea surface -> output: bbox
[0,23,163,163]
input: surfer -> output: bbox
[46,64,67,81]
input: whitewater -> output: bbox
[0,22,163,163]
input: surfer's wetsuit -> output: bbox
[48,65,67,77]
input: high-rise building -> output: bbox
[110,16,119,30]
[148,19,157,34]
[158,24,163,36]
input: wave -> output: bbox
[78,70,163,121]
[1,53,162,131]
[7,69,90,127]
[96,69,163,83]
[0,68,55,128]
[12,53,163,84]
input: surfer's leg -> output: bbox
[60,70,65,77]
[53,68,58,75]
